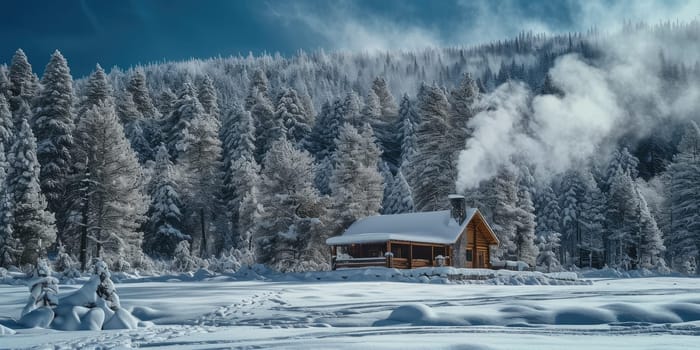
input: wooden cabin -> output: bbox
[326,195,500,270]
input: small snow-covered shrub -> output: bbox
[173,240,198,272]
[53,243,81,278]
[19,258,59,328]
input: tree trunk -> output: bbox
[79,195,89,272]
[200,208,207,257]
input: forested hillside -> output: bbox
[1,21,699,274]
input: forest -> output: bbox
[0,20,699,276]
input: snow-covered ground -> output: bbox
[1,273,699,349]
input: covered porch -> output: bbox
[330,240,452,270]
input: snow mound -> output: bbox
[388,303,437,323]
[0,324,15,335]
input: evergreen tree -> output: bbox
[515,183,538,265]
[579,182,606,268]
[329,124,384,230]
[384,169,415,214]
[276,88,310,146]
[309,100,342,160]
[0,66,10,101]
[115,89,153,162]
[178,109,224,257]
[448,73,479,155]
[664,123,700,273]
[32,50,75,227]
[251,90,282,163]
[0,112,56,265]
[606,169,640,269]
[8,49,36,112]
[342,91,364,129]
[245,68,269,111]
[0,95,12,150]
[235,165,262,262]
[156,88,177,117]
[559,170,586,266]
[224,156,260,249]
[407,84,455,211]
[536,232,562,272]
[127,69,157,118]
[476,165,519,260]
[145,144,188,257]
[164,82,205,160]
[78,64,112,117]
[257,138,327,272]
[398,96,418,168]
[197,75,220,121]
[75,102,148,265]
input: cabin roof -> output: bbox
[326,209,489,245]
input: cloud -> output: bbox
[268,1,441,52]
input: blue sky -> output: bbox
[1,0,697,77]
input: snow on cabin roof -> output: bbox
[326,209,478,246]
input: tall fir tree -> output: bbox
[0,111,56,265]
[514,182,538,265]
[257,138,327,272]
[384,169,415,214]
[75,102,148,266]
[178,109,224,257]
[8,49,37,113]
[127,69,157,118]
[32,50,75,230]
[252,90,283,163]
[164,82,205,160]
[0,95,12,151]
[145,144,188,257]
[407,84,455,211]
[245,68,269,111]
[197,75,220,121]
[329,123,384,230]
[275,88,310,146]
[664,123,700,273]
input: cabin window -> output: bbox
[391,244,410,259]
[466,249,473,262]
[412,245,432,261]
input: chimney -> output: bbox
[449,194,466,224]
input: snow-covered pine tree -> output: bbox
[514,183,538,266]
[664,122,700,273]
[197,75,220,121]
[245,68,269,111]
[156,88,177,117]
[32,50,75,240]
[579,179,606,268]
[448,73,479,153]
[225,156,260,249]
[536,232,561,272]
[251,90,282,163]
[172,240,197,272]
[0,95,12,151]
[164,82,205,160]
[342,91,365,131]
[384,169,415,214]
[2,109,56,265]
[309,100,341,160]
[559,169,586,266]
[606,168,640,270]
[76,102,148,265]
[330,123,384,230]
[115,89,153,162]
[178,108,224,257]
[535,184,561,238]
[145,144,189,257]
[399,102,418,169]
[635,185,666,270]
[604,148,639,192]
[127,69,157,118]
[477,165,519,260]
[8,49,37,113]
[0,66,10,101]
[236,179,262,265]
[275,88,311,146]
[66,64,114,270]
[257,138,327,272]
[20,258,59,326]
[407,84,455,211]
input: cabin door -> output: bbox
[477,250,487,268]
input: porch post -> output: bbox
[409,243,413,269]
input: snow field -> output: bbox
[1,276,699,349]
